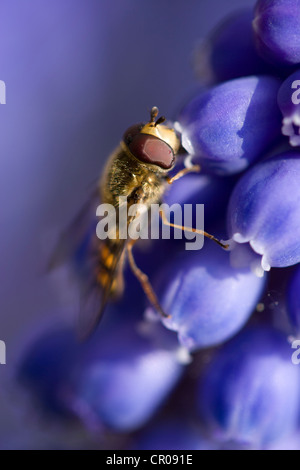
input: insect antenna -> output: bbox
[155,116,166,126]
[150,106,159,122]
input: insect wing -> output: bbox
[48,187,100,271]
[78,238,126,340]
[49,180,130,339]
[77,196,129,339]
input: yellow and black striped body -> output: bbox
[97,143,169,298]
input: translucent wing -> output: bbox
[48,187,100,271]
[77,238,126,340]
[49,188,129,340]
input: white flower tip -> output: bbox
[282,114,300,145]
[181,132,195,155]
[183,153,194,169]
[173,121,183,134]
[293,113,300,126]
[232,232,248,243]
[249,239,264,255]
[290,135,300,147]
[250,261,265,278]
[282,116,292,125]
[261,255,271,272]
[175,346,193,365]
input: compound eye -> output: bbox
[128,134,175,170]
[123,123,144,145]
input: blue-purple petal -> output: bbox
[198,326,300,447]
[227,151,300,270]
[179,76,282,175]
[253,0,300,66]
[152,242,266,351]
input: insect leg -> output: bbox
[159,208,229,249]
[126,239,170,318]
[166,164,201,184]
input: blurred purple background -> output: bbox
[0,0,255,448]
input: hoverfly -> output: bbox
[51,107,228,339]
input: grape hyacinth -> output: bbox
[198,327,300,447]
[18,310,184,433]
[150,241,266,351]
[195,9,269,84]
[178,75,282,175]
[227,152,300,271]
[253,0,300,66]
[10,0,300,451]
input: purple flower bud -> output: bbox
[195,10,269,84]
[253,0,300,66]
[179,76,282,175]
[278,69,300,146]
[287,265,300,334]
[151,241,266,351]
[227,152,300,271]
[198,327,300,447]
[18,316,184,432]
